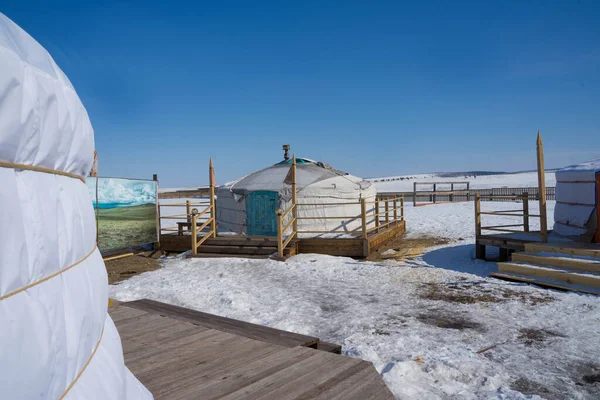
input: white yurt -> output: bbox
[0,13,151,399]
[217,155,376,236]
[554,159,600,242]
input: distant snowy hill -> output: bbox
[369,171,557,192]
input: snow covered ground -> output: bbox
[370,171,557,192]
[111,200,600,399]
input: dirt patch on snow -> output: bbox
[369,236,450,261]
[105,252,162,284]
[418,282,555,305]
[416,311,483,331]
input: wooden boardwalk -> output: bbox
[110,300,395,399]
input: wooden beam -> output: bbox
[537,131,548,242]
[475,194,481,237]
[512,253,600,273]
[103,252,134,262]
[522,192,529,232]
[292,153,297,240]
[525,242,600,258]
[361,199,367,239]
[498,262,600,288]
[209,157,217,238]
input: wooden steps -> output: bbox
[491,242,600,295]
[524,242,600,258]
[188,237,297,259]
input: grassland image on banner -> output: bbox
[86,177,158,252]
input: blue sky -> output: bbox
[4,0,599,187]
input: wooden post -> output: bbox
[537,131,548,242]
[209,157,217,238]
[186,200,191,230]
[401,196,404,220]
[475,193,485,259]
[450,183,454,202]
[276,209,283,257]
[385,200,389,224]
[361,199,367,239]
[413,182,417,207]
[153,173,160,251]
[375,200,380,233]
[191,213,198,255]
[393,197,398,221]
[522,192,530,232]
[467,182,471,201]
[292,154,297,239]
[433,183,437,203]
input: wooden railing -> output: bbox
[275,196,405,257]
[366,196,405,236]
[158,200,210,235]
[276,204,297,257]
[474,192,548,242]
[191,201,216,255]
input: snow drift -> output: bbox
[0,13,151,399]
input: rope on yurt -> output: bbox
[0,244,98,301]
[0,160,86,183]
[58,326,105,399]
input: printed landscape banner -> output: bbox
[87,177,158,252]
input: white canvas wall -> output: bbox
[554,159,599,238]
[0,13,151,399]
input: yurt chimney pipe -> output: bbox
[283,144,290,161]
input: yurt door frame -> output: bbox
[246,191,279,236]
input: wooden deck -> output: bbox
[110,300,394,399]
[160,220,406,259]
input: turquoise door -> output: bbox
[246,191,279,236]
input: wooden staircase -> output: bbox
[491,242,600,295]
[189,236,298,260]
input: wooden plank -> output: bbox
[498,262,600,288]
[174,346,317,400]
[512,253,600,273]
[490,272,600,295]
[311,362,383,400]
[217,351,341,400]
[152,339,285,398]
[252,353,365,400]
[124,299,320,348]
[537,131,548,242]
[525,242,600,258]
[108,304,148,322]
[318,341,342,354]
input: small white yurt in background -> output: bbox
[0,13,151,399]
[554,159,600,242]
[217,155,376,237]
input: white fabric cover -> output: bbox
[0,13,151,399]
[217,162,377,235]
[554,159,599,238]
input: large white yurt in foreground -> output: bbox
[554,159,600,241]
[0,13,151,398]
[217,157,376,236]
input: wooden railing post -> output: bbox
[209,157,217,238]
[413,182,417,207]
[191,213,198,255]
[375,200,380,233]
[537,131,548,242]
[385,200,389,224]
[393,197,398,221]
[276,209,283,257]
[450,183,454,202]
[292,155,297,239]
[475,194,481,238]
[467,182,471,201]
[401,196,404,220]
[361,199,367,239]
[433,183,437,203]
[186,200,191,230]
[522,192,530,232]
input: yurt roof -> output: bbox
[224,158,372,196]
[556,159,600,182]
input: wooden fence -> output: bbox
[378,186,556,204]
